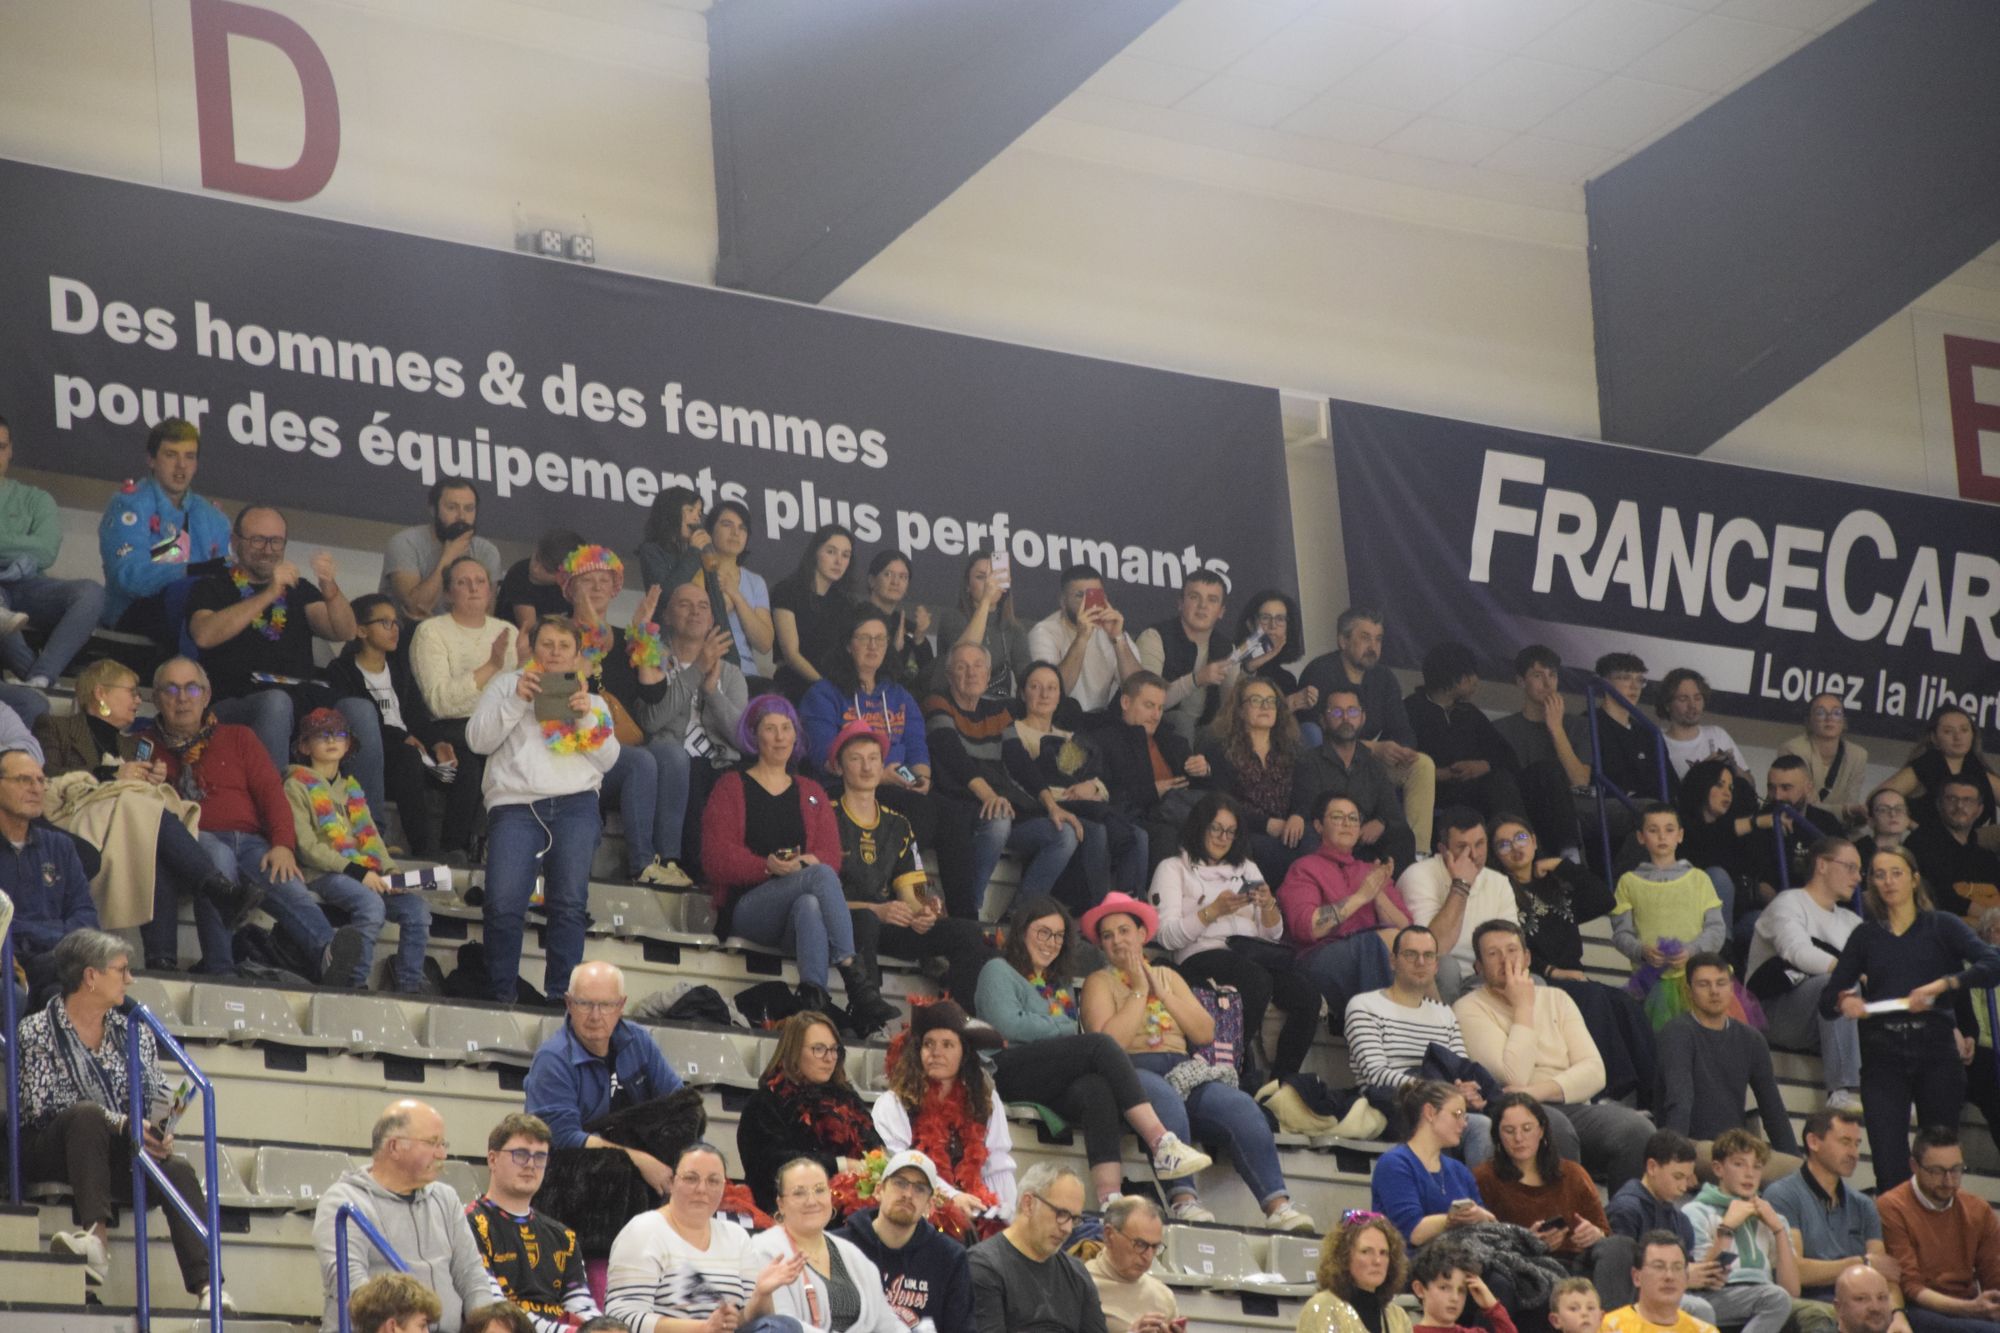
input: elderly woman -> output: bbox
[931,553,1031,700]
[409,554,520,858]
[558,546,696,889]
[20,929,232,1309]
[1296,1210,1413,1333]
[606,1140,802,1333]
[35,657,251,972]
[871,1000,1017,1234]
[746,1158,901,1333]
[1152,792,1322,1083]
[737,1012,884,1215]
[703,695,893,1026]
[1080,891,1317,1232]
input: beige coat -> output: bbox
[1296,1292,1415,1333]
[44,770,202,929]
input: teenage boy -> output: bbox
[1683,1129,1815,1333]
[1607,1131,1718,1324]
[464,1112,603,1330]
[1410,1244,1517,1333]
[1603,1232,1721,1333]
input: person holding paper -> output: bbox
[1823,845,2000,1190]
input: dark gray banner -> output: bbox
[0,157,1295,622]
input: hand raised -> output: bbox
[489,629,514,669]
[310,550,338,585]
[633,583,662,632]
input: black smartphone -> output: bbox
[134,738,154,763]
[1714,1252,1737,1271]
[1539,1216,1567,1232]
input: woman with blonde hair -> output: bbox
[1296,1210,1412,1333]
[34,657,253,971]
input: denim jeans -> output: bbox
[968,812,1079,912]
[0,682,49,731]
[143,810,235,972]
[730,863,853,989]
[308,872,432,990]
[483,793,599,1003]
[1132,1054,1290,1208]
[0,575,105,682]
[601,738,691,873]
[1297,932,1393,1013]
[200,829,334,964]
[215,690,386,817]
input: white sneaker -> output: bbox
[1150,1132,1213,1180]
[50,1228,108,1285]
[636,857,694,889]
[1166,1197,1217,1223]
[1267,1201,1318,1233]
[198,1286,239,1314]
[1827,1089,1863,1112]
[24,675,52,690]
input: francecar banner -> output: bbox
[1332,400,2000,741]
[0,157,1293,622]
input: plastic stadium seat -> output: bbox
[250,1147,355,1209]
[437,1159,486,1202]
[426,1006,536,1067]
[1158,1225,1252,1289]
[188,1143,279,1211]
[1261,1233,1324,1295]
[661,890,716,936]
[307,994,430,1059]
[188,985,322,1046]
[587,884,673,940]
[124,977,180,1024]
[657,1027,760,1090]
[849,1046,891,1095]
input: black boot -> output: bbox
[201,874,264,932]
[838,962,900,1039]
[795,982,837,1020]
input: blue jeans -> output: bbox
[200,829,334,964]
[969,811,1079,911]
[1132,1054,1290,1208]
[730,863,853,989]
[483,794,599,1003]
[1297,932,1393,1011]
[144,810,236,972]
[601,738,691,873]
[0,576,105,682]
[308,872,431,991]
[215,691,386,818]
[0,682,49,731]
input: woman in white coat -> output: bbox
[746,1158,901,1333]
[870,1000,1017,1237]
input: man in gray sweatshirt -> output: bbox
[313,1099,496,1332]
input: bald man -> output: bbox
[313,1099,497,1332]
[1836,1265,1898,1333]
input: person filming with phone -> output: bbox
[467,615,620,1004]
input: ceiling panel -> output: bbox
[1377,115,1516,164]
[1480,133,1620,180]
[1175,74,1321,127]
[1332,35,1506,111]
[1276,91,1418,144]
[1120,0,1302,72]
[1431,56,1607,131]
[1419,0,1593,51]
[1527,74,1705,148]
[1620,13,1806,89]
[1079,55,1214,107]
[1522,0,1701,72]
[1227,15,1402,92]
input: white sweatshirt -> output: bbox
[466,670,619,808]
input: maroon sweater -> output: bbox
[145,722,295,847]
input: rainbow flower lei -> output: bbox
[1028,971,1076,1022]
[626,623,666,671]
[577,621,614,674]
[230,565,287,640]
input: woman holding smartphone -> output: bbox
[933,552,1031,699]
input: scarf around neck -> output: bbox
[154,711,219,801]
[288,765,391,871]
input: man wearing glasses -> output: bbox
[969,1161,1106,1333]
[835,1149,974,1333]
[1903,778,2000,925]
[1603,1232,1720,1333]
[315,1099,499,1333]
[186,504,387,819]
[1084,1195,1181,1333]
[1291,689,1416,870]
[1878,1126,2000,1333]
[465,1112,604,1330]
[0,748,96,998]
[524,961,686,1200]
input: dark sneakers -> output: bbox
[201,874,264,932]
[319,925,369,988]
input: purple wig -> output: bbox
[736,693,806,767]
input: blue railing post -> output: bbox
[126,1001,223,1333]
[4,933,18,1206]
[1582,676,1675,875]
[1770,804,1832,897]
[334,1203,410,1333]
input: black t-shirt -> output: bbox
[187,572,326,699]
[1904,824,2000,920]
[835,797,923,905]
[772,580,854,688]
[463,1197,587,1322]
[1594,710,1664,801]
[497,559,571,625]
[742,776,807,857]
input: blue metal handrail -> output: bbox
[334,1203,411,1333]
[1583,676,1673,876]
[1771,802,1832,897]
[126,1000,224,1333]
[3,933,18,1206]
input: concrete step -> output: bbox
[0,1249,85,1307]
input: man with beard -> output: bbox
[381,480,503,621]
[1290,689,1414,868]
[835,1150,973,1333]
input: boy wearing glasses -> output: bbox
[1879,1126,2000,1333]
[465,1113,603,1331]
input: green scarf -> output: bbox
[1693,1182,1768,1278]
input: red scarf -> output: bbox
[767,1073,879,1159]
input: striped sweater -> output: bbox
[1343,988,1468,1090]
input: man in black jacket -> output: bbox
[324,593,452,856]
[835,1151,974,1333]
[1082,671,1209,872]
[1291,689,1414,867]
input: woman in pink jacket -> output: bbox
[1277,792,1414,1018]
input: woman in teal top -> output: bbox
[975,894,1213,1206]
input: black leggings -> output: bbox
[990,1033,1147,1167]
[380,725,437,856]
[1860,1016,1965,1192]
[849,908,995,1009]
[430,717,488,853]
[1173,945,1322,1080]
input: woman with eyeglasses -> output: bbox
[1152,791,1321,1083]
[871,999,1016,1234]
[1231,589,1319,735]
[1201,674,1316,885]
[1371,1079,1494,1246]
[606,1141,805,1333]
[862,550,931,691]
[748,1157,902,1333]
[1473,1093,1630,1306]
[1013,660,1147,898]
[1277,793,1410,1017]
[1780,693,1869,826]
[1081,890,1317,1232]
[737,1012,885,1216]
[1296,1209,1412,1333]
[1824,844,2000,1190]
[976,895,1213,1207]
[409,554,520,858]
[33,656,253,974]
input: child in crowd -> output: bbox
[1410,1245,1517,1333]
[1680,1131,1813,1333]
[284,707,432,991]
[1612,805,1741,1029]
[1549,1277,1603,1333]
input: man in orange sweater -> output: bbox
[1878,1125,2000,1333]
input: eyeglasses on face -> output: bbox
[783,1184,832,1201]
[1322,811,1362,826]
[501,1148,550,1168]
[1496,831,1534,850]
[239,534,288,550]
[851,634,889,648]
[1205,821,1239,838]
[1811,707,1844,719]
[360,617,400,630]
[158,682,209,700]
[1255,613,1288,627]
[1028,926,1066,946]
[1243,694,1281,708]
[1918,1162,1967,1179]
[804,1042,841,1059]
[1028,1192,1078,1228]
[1641,1261,1687,1275]
[397,1135,449,1152]
[675,1172,726,1191]
[1325,706,1365,721]
[568,997,623,1015]
[1117,1231,1163,1257]
[882,1175,934,1198]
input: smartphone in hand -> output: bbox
[533,671,581,722]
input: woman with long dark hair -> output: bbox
[771,526,858,699]
[1879,704,2000,831]
[1474,1093,1628,1304]
[862,550,930,691]
[736,1012,884,1215]
[1824,844,2000,1189]
[1202,674,1315,884]
[871,1000,1017,1234]
[706,498,774,665]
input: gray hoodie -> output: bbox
[312,1167,497,1332]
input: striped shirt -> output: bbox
[1343,989,1467,1090]
[605,1212,754,1327]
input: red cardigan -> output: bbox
[701,770,842,912]
[145,722,296,847]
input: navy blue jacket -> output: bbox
[523,1017,683,1150]
[1,822,97,956]
[836,1208,974,1333]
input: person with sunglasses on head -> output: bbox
[284,707,432,992]
[464,1113,604,1332]
[605,1141,804,1333]
[326,591,454,859]
[1297,1208,1412,1333]
[969,1161,1108,1333]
